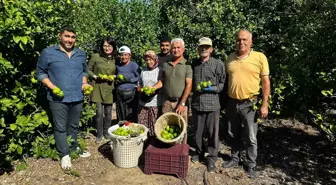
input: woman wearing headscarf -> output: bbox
[115,46,139,122]
[87,37,117,143]
[138,50,162,141]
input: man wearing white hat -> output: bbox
[190,37,226,173]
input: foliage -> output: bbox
[0,0,95,171]
[1,0,336,171]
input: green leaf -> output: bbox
[19,43,24,51]
[10,124,17,130]
[0,118,5,127]
[13,36,20,43]
[21,36,28,45]
[16,102,27,110]
[17,145,23,155]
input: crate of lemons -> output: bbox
[160,124,181,140]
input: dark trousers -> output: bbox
[192,108,220,161]
[49,101,83,157]
[116,89,138,122]
[95,102,112,138]
[226,98,258,168]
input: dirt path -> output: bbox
[1,118,335,185]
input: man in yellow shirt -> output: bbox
[222,29,271,179]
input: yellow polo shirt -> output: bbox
[226,51,269,100]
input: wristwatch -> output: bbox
[180,102,185,106]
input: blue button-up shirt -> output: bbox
[36,44,88,102]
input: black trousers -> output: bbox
[192,108,220,160]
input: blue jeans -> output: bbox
[49,101,83,157]
[226,98,258,168]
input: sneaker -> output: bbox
[77,147,91,158]
[61,155,72,170]
[246,167,258,179]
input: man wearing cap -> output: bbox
[190,37,225,172]
[157,36,173,67]
[153,38,192,143]
[222,29,270,179]
[115,46,139,122]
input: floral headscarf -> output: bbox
[143,50,159,70]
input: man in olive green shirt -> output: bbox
[154,38,192,143]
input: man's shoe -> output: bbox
[104,135,111,140]
[77,147,91,158]
[61,155,72,170]
[96,136,103,144]
[222,160,238,168]
[191,155,199,163]
[246,167,258,179]
[207,160,216,173]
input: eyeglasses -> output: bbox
[103,45,113,49]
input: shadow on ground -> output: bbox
[218,116,336,184]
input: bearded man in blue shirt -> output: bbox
[36,25,92,170]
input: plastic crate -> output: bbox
[144,144,189,179]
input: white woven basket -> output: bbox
[107,123,148,168]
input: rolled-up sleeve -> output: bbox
[36,49,49,81]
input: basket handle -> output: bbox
[136,135,148,145]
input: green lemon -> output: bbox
[202,81,208,88]
[196,84,202,91]
[118,74,124,81]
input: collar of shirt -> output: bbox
[235,49,254,60]
[55,44,79,56]
[196,57,214,65]
[168,58,186,65]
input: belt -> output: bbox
[230,95,258,102]
[166,97,179,102]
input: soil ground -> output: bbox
[1,115,336,185]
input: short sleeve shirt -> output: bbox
[161,58,192,98]
[226,51,269,100]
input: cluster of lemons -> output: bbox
[52,87,64,97]
[196,81,212,91]
[140,86,156,96]
[112,126,145,137]
[83,86,94,95]
[98,73,115,81]
[160,124,181,140]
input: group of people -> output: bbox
[36,25,270,179]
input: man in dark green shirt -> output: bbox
[153,38,192,143]
[191,37,225,173]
